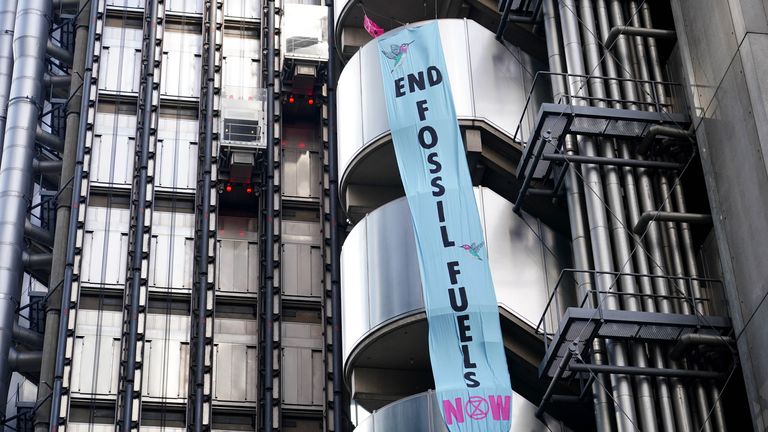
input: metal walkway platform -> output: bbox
[513,102,692,212]
[539,307,732,379]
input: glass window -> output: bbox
[148,207,195,291]
[92,102,136,186]
[80,199,131,287]
[222,32,261,101]
[224,0,261,20]
[156,111,199,190]
[162,28,203,98]
[100,20,143,93]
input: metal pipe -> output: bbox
[0,0,17,163]
[46,39,73,66]
[569,363,723,380]
[604,26,676,51]
[36,125,64,152]
[327,1,344,431]
[670,334,734,361]
[559,1,639,429]
[37,0,91,427]
[263,0,277,430]
[633,211,712,236]
[657,172,717,432]
[542,1,614,429]
[32,157,63,174]
[22,252,53,269]
[8,347,43,372]
[52,0,79,8]
[639,125,694,155]
[120,0,158,428]
[670,183,707,314]
[13,322,43,350]
[542,153,683,169]
[43,73,71,89]
[613,2,698,429]
[577,2,659,429]
[0,0,50,419]
[46,0,97,425]
[638,3,727,427]
[596,1,676,429]
[24,219,53,247]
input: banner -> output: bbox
[377,22,513,431]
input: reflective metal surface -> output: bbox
[353,390,569,432]
[337,19,541,216]
[341,187,573,359]
[283,4,328,60]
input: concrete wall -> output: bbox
[671,1,768,429]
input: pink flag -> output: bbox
[363,14,384,38]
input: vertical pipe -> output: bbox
[577,2,658,430]
[263,0,276,430]
[0,0,17,162]
[542,1,615,430]
[120,0,158,428]
[607,1,697,430]
[48,0,98,423]
[33,0,89,429]
[0,0,50,419]
[327,1,344,431]
[636,2,726,428]
[558,1,639,430]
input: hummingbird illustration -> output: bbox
[459,242,485,261]
[381,41,414,72]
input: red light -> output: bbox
[246,185,253,194]
[225,184,232,193]
[288,96,295,103]
[308,98,314,105]
[298,142,306,149]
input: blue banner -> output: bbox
[377,22,512,431]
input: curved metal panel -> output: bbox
[354,390,569,431]
[337,52,363,181]
[340,188,572,360]
[336,19,532,186]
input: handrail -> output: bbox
[534,268,725,340]
[512,71,685,145]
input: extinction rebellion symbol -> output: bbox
[465,396,489,420]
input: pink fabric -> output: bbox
[363,14,384,38]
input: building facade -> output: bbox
[0,0,765,431]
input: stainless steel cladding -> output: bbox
[340,187,571,360]
[353,390,568,432]
[0,0,17,156]
[0,0,50,416]
[337,19,534,188]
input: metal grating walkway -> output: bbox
[540,307,732,379]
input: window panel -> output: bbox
[100,24,142,93]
